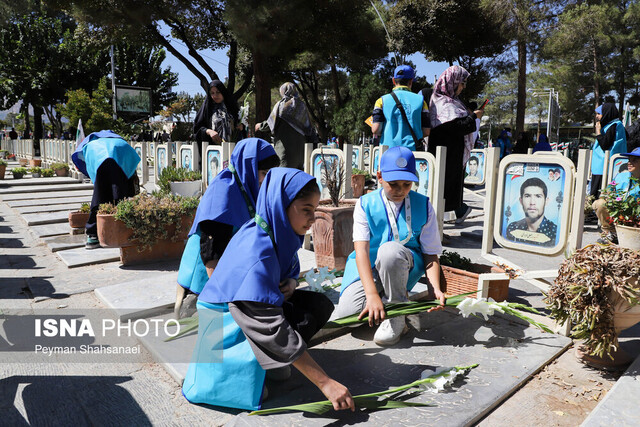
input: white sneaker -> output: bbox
[373,316,409,346]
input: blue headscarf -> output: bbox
[71,130,140,181]
[188,138,277,235]
[198,168,315,307]
[533,134,552,153]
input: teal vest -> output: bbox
[381,89,424,151]
[341,189,428,294]
[615,171,640,197]
[591,119,627,175]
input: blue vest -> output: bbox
[341,189,428,294]
[82,137,140,182]
[615,171,640,197]
[381,89,424,151]
[591,119,627,175]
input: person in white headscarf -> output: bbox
[255,82,317,170]
[427,65,485,224]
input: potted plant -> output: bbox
[28,166,42,178]
[546,244,640,362]
[0,159,7,180]
[311,152,358,270]
[18,158,28,167]
[0,150,7,159]
[41,168,54,177]
[51,162,69,177]
[439,250,510,302]
[96,202,132,248]
[11,166,27,179]
[351,168,371,198]
[601,178,640,250]
[68,203,91,229]
[157,167,202,197]
[29,157,42,167]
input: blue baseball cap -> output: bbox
[621,147,640,157]
[393,65,415,80]
[595,105,602,115]
[380,147,418,182]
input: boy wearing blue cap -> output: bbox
[335,147,444,346]
[371,65,430,151]
[592,147,640,244]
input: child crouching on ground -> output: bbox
[334,146,445,346]
[182,168,354,412]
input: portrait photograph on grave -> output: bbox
[156,146,166,177]
[609,155,629,185]
[465,150,485,185]
[412,152,436,199]
[352,147,360,169]
[494,155,574,255]
[371,147,380,175]
[206,149,222,185]
[312,153,339,200]
[180,147,192,170]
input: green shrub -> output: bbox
[28,166,42,174]
[42,168,54,177]
[98,202,117,214]
[114,193,199,250]
[157,167,202,194]
[0,159,7,166]
[11,167,27,175]
[79,202,90,213]
[439,250,484,274]
[51,162,69,170]
[352,168,372,180]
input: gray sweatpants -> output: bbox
[333,241,413,319]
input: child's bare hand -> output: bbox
[427,290,446,312]
[279,278,297,300]
[320,379,355,412]
[359,294,385,326]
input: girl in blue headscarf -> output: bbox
[182,168,354,412]
[175,138,280,317]
[71,130,140,249]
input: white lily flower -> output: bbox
[419,367,462,393]
[456,297,505,321]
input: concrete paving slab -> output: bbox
[42,233,86,252]
[298,247,316,273]
[0,189,93,201]
[22,210,73,225]
[0,177,79,186]
[230,311,570,426]
[0,183,93,195]
[30,222,71,238]
[15,202,84,214]
[56,246,121,268]
[94,272,179,320]
[6,195,90,207]
[581,355,640,427]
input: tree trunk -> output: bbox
[618,47,626,118]
[33,105,43,156]
[330,60,342,108]
[22,102,31,139]
[253,49,272,131]
[228,40,237,94]
[592,41,600,128]
[515,36,527,139]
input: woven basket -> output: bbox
[440,264,510,302]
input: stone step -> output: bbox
[0,176,79,187]
[15,202,85,214]
[56,246,121,268]
[22,210,74,226]
[1,190,93,202]
[42,233,87,252]
[0,183,93,195]
[30,222,72,238]
[580,354,640,426]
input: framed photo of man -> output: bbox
[204,145,223,187]
[310,148,344,200]
[464,149,486,185]
[369,146,381,176]
[155,144,168,178]
[608,154,629,186]
[493,154,575,256]
[352,146,363,170]
[180,146,193,171]
[413,152,436,200]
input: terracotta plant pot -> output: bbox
[440,264,510,302]
[18,158,28,167]
[0,164,6,180]
[97,214,133,248]
[68,211,90,229]
[29,158,42,167]
[311,199,358,271]
[615,224,640,251]
[351,175,366,198]
[55,168,68,177]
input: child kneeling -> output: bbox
[334,147,445,346]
